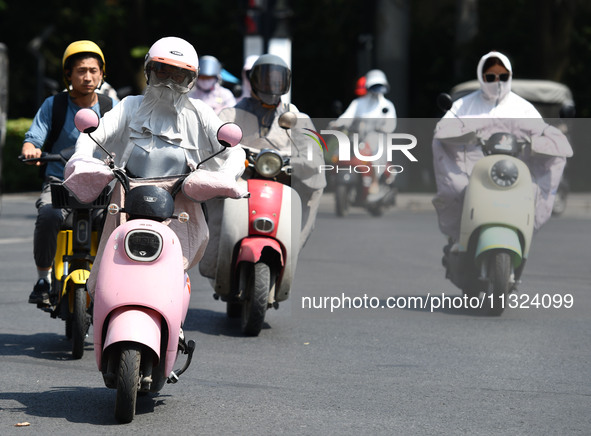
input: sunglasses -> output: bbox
[483,73,510,83]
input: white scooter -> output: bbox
[209,111,302,336]
[438,94,535,316]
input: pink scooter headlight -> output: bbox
[124,229,163,262]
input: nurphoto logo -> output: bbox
[302,128,418,174]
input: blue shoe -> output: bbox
[28,279,50,305]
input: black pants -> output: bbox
[33,177,68,269]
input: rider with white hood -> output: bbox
[333,69,397,130]
[63,37,247,296]
[330,69,397,193]
[432,50,573,245]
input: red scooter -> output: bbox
[210,113,302,336]
[333,134,397,217]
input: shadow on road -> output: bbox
[0,385,168,425]
[0,332,91,361]
[182,307,271,337]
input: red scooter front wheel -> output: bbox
[240,262,271,336]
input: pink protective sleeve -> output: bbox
[182,169,248,202]
[63,155,115,203]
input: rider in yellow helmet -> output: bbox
[61,40,106,88]
[21,40,115,306]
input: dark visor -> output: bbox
[250,64,291,95]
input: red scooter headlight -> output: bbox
[255,150,283,178]
[124,229,163,262]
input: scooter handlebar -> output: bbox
[18,152,66,163]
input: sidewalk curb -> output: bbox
[320,191,591,218]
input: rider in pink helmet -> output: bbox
[65,37,247,296]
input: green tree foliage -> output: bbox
[1,0,590,191]
[2,0,590,118]
[2,118,41,193]
[0,0,244,117]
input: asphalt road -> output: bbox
[1,192,590,435]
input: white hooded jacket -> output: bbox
[432,51,573,241]
[446,51,541,118]
[332,91,397,140]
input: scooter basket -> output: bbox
[50,183,111,209]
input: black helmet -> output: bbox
[249,54,291,106]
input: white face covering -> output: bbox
[476,51,513,103]
[476,51,513,102]
[129,85,189,148]
[480,80,511,102]
[197,77,217,92]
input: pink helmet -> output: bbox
[144,37,199,92]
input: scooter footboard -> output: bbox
[103,307,161,361]
[475,226,523,268]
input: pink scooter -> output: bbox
[71,109,242,423]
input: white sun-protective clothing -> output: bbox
[432,51,573,241]
[198,98,326,280]
[189,80,236,114]
[65,80,246,295]
[188,56,236,114]
[330,70,397,170]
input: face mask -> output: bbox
[197,77,217,91]
[481,80,510,102]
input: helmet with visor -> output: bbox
[198,55,222,77]
[249,54,291,106]
[144,37,199,93]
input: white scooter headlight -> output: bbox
[490,159,519,187]
[125,229,163,262]
[255,150,283,178]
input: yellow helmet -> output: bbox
[62,40,105,86]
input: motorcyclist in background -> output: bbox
[432,51,573,259]
[188,55,236,114]
[329,69,397,196]
[198,53,326,280]
[21,40,116,305]
[63,37,246,296]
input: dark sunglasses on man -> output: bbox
[483,73,510,83]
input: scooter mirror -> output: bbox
[436,93,453,113]
[278,111,297,129]
[559,102,576,119]
[74,108,100,133]
[217,122,242,148]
